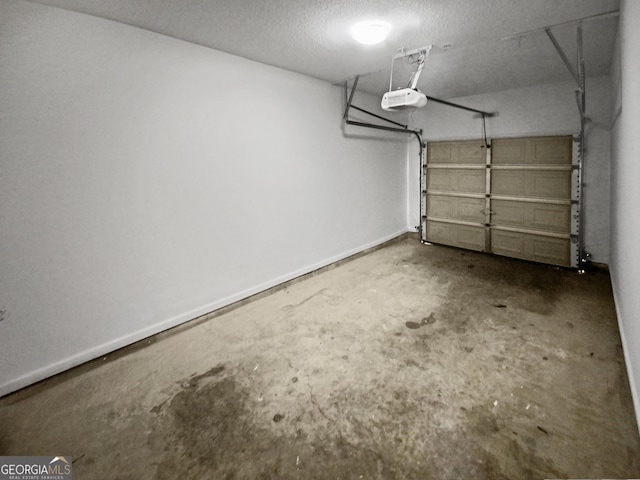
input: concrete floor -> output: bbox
[1,237,639,479]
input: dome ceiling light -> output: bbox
[350,21,391,45]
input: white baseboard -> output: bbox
[609,273,640,437]
[0,229,410,397]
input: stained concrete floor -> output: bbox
[1,237,640,479]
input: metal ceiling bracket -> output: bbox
[545,28,580,86]
[502,10,619,41]
[343,75,359,120]
[389,45,432,92]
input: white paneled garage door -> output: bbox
[423,136,578,267]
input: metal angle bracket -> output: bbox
[545,25,588,127]
[392,45,433,60]
[545,28,579,85]
[388,45,432,92]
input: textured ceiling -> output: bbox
[29,0,619,98]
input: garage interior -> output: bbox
[1,0,640,478]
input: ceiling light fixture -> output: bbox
[351,21,391,45]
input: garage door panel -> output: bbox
[425,136,574,268]
[493,136,572,165]
[459,170,485,192]
[531,204,570,232]
[427,195,485,223]
[491,170,525,195]
[531,236,570,266]
[491,230,570,266]
[457,198,486,222]
[492,139,526,164]
[492,170,571,198]
[532,236,570,261]
[426,221,485,251]
[427,169,456,190]
[427,169,485,193]
[491,200,525,225]
[490,230,524,256]
[458,143,486,162]
[429,143,454,163]
[428,140,485,164]
[492,200,570,232]
[531,172,571,198]
[532,139,572,163]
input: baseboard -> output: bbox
[0,229,411,399]
[609,273,640,438]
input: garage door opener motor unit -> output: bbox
[381,46,431,111]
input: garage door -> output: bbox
[423,136,577,267]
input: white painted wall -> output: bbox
[0,0,408,396]
[610,0,640,430]
[407,77,612,264]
